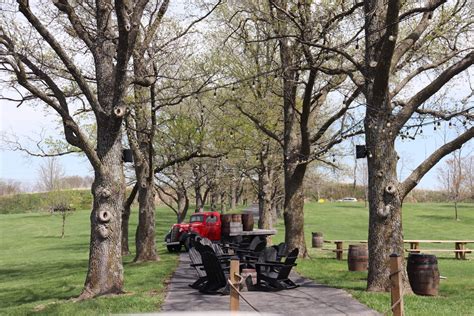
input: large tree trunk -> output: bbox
[283,165,307,257]
[131,54,158,262]
[81,122,125,299]
[366,130,409,291]
[280,31,308,257]
[364,0,410,292]
[134,183,158,262]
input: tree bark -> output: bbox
[81,122,125,299]
[363,0,411,292]
[258,148,274,230]
[122,183,138,256]
[283,164,308,257]
[131,54,158,262]
[176,186,189,223]
[365,129,408,291]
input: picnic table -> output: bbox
[323,240,367,260]
[323,239,473,260]
[404,240,474,260]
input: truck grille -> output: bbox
[170,226,180,242]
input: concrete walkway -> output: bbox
[161,253,380,315]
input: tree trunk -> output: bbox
[454,200,458,221]
[230,180,237,210]
[283,166,308,257]
[210,189,218,211]
[366,131,409,291]
[177,187,189,223]
[122,183,138,256]
[194,184,203,211]
[363,0,410,292]
[129,52,159,262]
[134,182,158,262]
[121,205,131,256]
[81,122,125,299]
[258,153,274,230]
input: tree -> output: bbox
[218,1,363,257]
[1,1,150,299]
[437,149,470,219]
[36,157,65,192]
[0,179,22,195]
[362,0,473,291]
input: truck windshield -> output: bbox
[190,215,204,223]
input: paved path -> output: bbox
[161,253,380,315]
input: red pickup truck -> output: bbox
[164,211,222,252]
[164,211,275,252]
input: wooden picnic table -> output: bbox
[324,239,473,260]
[323,240,367,260]
[404,240,474,260]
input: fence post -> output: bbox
[230,257,240,313]
[336,241,343,260]
[390,253,404,316]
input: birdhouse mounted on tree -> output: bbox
[356,145,367,159]
[122,149,134,163]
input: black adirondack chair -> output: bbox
[188,247,207,289]
[198,250,229,294]
[235,239,267,261]
[255,248,299,291]
[243,246,278,269]
[271,242,288,261]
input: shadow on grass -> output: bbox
[417,214,460,221]
[0,260,88,308]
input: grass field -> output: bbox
[0,202,473,315]
[0,206,179,315]
[271,202,474,316]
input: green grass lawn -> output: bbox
[271,202,474,316]
[0,206,179,315]
[1,202,473,315]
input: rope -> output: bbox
[389,269,402,278]
[383,293,404,316]
[227,278,261,313]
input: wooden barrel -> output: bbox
[231,214,242,223]
[311,232,323,248]
[407,253,440,296]
[347,244,368,271]
[241,213,254,231]
[221,214,233,236]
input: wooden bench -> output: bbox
[323,239,473,260]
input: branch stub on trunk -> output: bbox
[98,210,111,223]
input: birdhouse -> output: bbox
[122,149,134,163]
[356,145,367,159]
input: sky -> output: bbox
[0,1,472,192]
[1,95,471,191]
